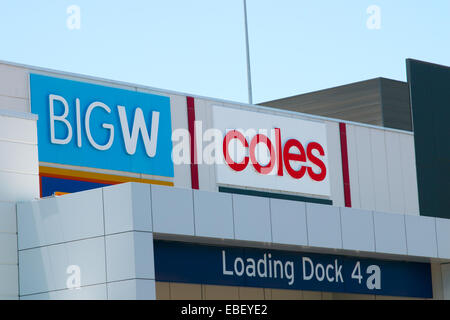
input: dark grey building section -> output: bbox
[261,78,412,131]
[380,79,412,131]
[407,59,450,219]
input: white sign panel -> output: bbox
[213,106,330,197]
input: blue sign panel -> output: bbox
[154,241,433,298]
[40,176,110,197]
[30,74,174,177]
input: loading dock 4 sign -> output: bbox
[154,241,432,298]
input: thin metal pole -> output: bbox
[243,0,253,105]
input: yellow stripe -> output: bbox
[39,166,174,187]
[54,192,69,196]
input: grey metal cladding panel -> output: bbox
[105,232,154,283]
[324,105,383,124]
[151,185,194,236]
[340,207,375,252]
[380,79,412,131]
[263,78,381,107]
[261,78,383,126]
[262,103,382,126]
[404,215,437,257]
[193,190,234,239]
[19,237,106,295]
[306,203,342,249]
[270,198,307,246]
[233,194,271,243]
[383,118,412,132]
[373,212,407,255]
[271,92,381,111]
[263,93,381,115]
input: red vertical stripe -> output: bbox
[187,96,199,190]
[39,174,43,198]
[339,123,352,207]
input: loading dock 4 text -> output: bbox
[222,250,381,290]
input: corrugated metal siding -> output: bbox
[345,125,419,215]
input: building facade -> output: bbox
[0,59,449,299]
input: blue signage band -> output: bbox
[30,73,174,178]
[154,240,433,299]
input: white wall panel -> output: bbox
[346,124,361,209]
[0,202,16,233]
[17,188,104,250]
[0,115,38,204]
[103,183,152,235]
[0,265,18,296]
[151,185,194,236]
[0,141,38,174]
[0,171,39,202]
[169,94,191,188]
[306,203,342,249]
[340,207,375,252]
[354,126,376,211]
[233,194,272,242]
[204,100,219,192]
[0,233,17,264]
[325,121,344,207]
[405,215,437,258]
[270,199,307,246]
[0,63,29,99]
[0,115,37,145]
[105,232,154,282]
[0,96,28,113]
[373,211,407,255]
[399,134,420,215]
[18,237,106,295]
[193,190,234,239]
[370,128,390,213]
[195,98,218,192]
[20,284,108,300]
[384,131,406,214]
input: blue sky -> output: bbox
[0,1,449,103]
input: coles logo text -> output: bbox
[213,105,330,196]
